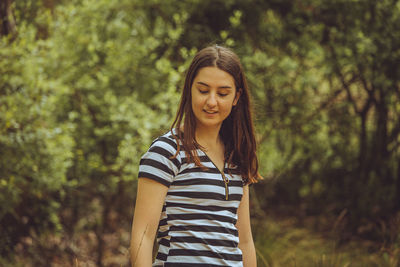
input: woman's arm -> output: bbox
[129,178,168,267]
[236,185,257,267]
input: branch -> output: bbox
[328,44,361,114]
[388,136,400,155]
[388,83,400,143]
[356,62,377,107]
[339,71,361,115]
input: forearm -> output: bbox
[129,234,154,267]
[236,185,257,266]
[239,240,257,267]
[129,178,168,267]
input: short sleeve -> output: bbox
[138,136,181,187]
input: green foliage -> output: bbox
[1,0,185,261]
[0,24,74,255]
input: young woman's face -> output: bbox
[191,66,240,130]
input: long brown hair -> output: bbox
[170,45,261,184]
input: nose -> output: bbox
[206,93,217,107]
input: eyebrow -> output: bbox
[196,82,232,89]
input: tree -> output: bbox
[0,0,16,37]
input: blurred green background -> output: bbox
[1,0,399,266]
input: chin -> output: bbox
[197,120,222,128]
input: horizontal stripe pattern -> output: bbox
[139,131,244,266]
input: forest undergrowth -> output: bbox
[5,210,399,267]
[253,213,400,267]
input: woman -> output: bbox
[130,45,261,266]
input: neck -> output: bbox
[195,124,222,149]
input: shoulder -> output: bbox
[149,131,178,153]
[143,130,182,168]
[138,131,182,186]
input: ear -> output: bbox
[233,88,242,106]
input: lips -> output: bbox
[204,110,218,114]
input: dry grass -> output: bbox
[253,216,400,267]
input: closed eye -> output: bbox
[218,93,228,97]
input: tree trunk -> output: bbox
[0,0,16,37]
[358,111,368,176]
[372,95,390,187]
[396,161,400,211]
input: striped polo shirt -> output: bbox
[138,131,244,266]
